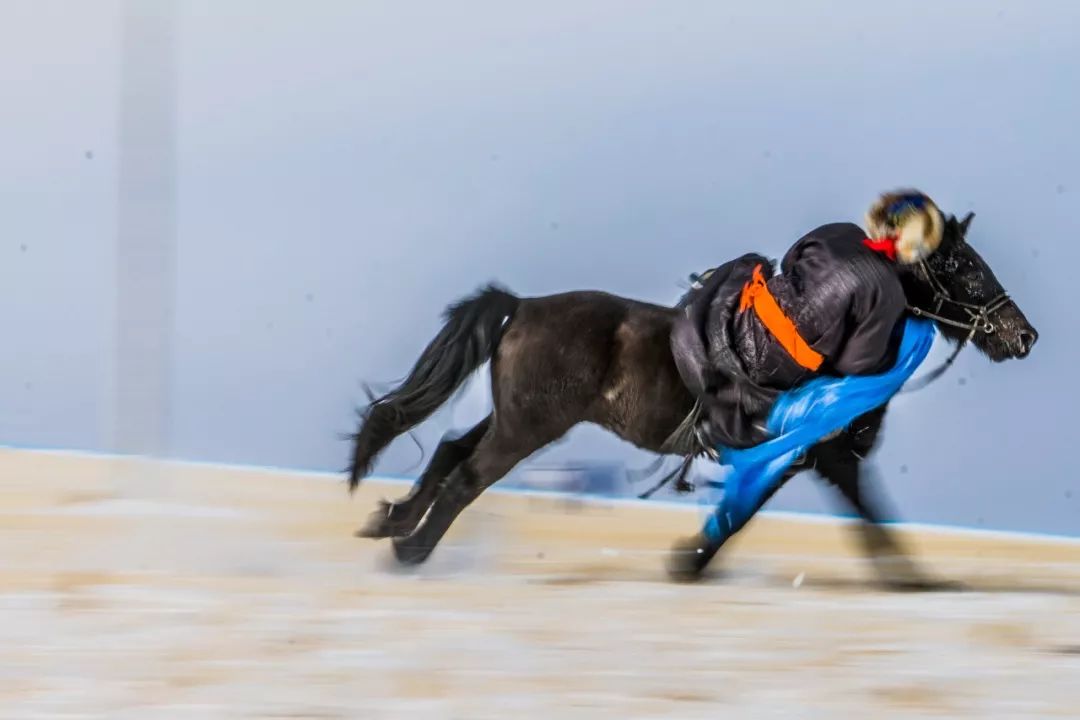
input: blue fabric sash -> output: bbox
[703,316,936,543]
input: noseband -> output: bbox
[902,260,1011,391]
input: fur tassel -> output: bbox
[865,189,944,264]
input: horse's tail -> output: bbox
[347,284,519,492]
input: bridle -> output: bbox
[902,259,1011,391]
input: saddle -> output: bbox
[639,255,782,499]
[670,252,782,452]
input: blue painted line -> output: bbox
[2,442,1078,545]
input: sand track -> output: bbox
[1,449,1079,718]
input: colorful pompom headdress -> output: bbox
[865,189,945,265]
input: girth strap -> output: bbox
[738,264,824,372]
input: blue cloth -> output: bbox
[702,316,937,544]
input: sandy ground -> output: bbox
[1,449,1079,719]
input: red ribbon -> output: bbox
[862,236,897,261]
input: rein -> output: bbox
[901,259,1010,392]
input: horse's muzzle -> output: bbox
[994,301,1039,360]
[1016,329,1038,358]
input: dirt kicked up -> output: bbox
[1,449,1079,719]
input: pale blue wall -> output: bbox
[2,1,1077,534]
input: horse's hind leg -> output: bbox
[356,416,491,539]
[390,424,551,566]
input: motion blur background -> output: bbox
[2,0,1077,534]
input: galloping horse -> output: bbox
[347,209,1037,587]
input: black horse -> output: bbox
[347,212,1037,587]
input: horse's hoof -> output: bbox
[391,536,433,566]
[666,534,716,583]
[355,500,405,539]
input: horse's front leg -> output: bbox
[813,442,963,592]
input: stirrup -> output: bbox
[693,424,720,461]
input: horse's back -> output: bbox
[492,290,694,452]
[523,289,677,317]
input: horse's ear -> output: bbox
[958,212,975,236]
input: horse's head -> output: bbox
[901,212,1038,362]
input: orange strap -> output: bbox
[739,264,824,372]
